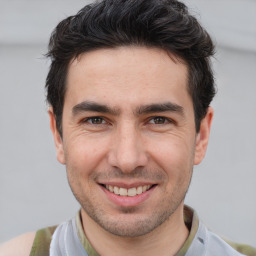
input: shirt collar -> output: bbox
[75,205,199,256]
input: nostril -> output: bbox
[107,137,148,173]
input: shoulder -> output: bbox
[206,231,243,255]
[206,230,256,256]
[0,232,36,256]
[224,238,256,256]
[0,225,58,256]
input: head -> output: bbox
[46,0,215,136]
[47,0,215,239]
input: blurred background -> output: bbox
[0,0,255,247]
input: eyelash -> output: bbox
[83,116,106,125]
[82,116,174,126]
[148,116,173,125]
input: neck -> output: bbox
[81,204,189,256]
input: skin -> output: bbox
[0,232,35,256]
[49,46,213,256]
[0,46,213,256]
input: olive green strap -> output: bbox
[224,239,256,256]
[29,226,57,256]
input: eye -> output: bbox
[84,117,106,125]
[149,116,170,124]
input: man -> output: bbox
[0,0,255,255]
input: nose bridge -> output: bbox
[108,121,147,172]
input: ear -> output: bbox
[48,107,66,165]
[194,107,214,165]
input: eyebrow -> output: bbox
[135,102,184,116]
[72,101,120,116]
[72,100,184,117]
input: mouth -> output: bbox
[101,184,155,197]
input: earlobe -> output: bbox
[194,107,214,165]
[48,108,66,165]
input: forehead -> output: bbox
[65,46,190,111]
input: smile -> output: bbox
[104,184,153,197]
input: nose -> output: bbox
[107,123,148,173]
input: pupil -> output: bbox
[93,118,102,124]
[155,117,164,124]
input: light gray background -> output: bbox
[0,0,255,247]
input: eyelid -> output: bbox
[82,116,107,124]
[80,115,175,126]
[147,116,174,124]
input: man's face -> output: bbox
[50,47,211,237]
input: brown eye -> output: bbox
[150,117,167,124]
[86,117,105,124]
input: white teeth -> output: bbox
[109,185,114,192]
[119,188,128,196]
[136,186,143,195]
[128,187,137,197]
[105,184,152,196]
[142,185,147,192]
[114,186,119,195]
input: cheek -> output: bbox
[64,136,109,178]
[148,135,195,178]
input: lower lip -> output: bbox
[101,185,156,208]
